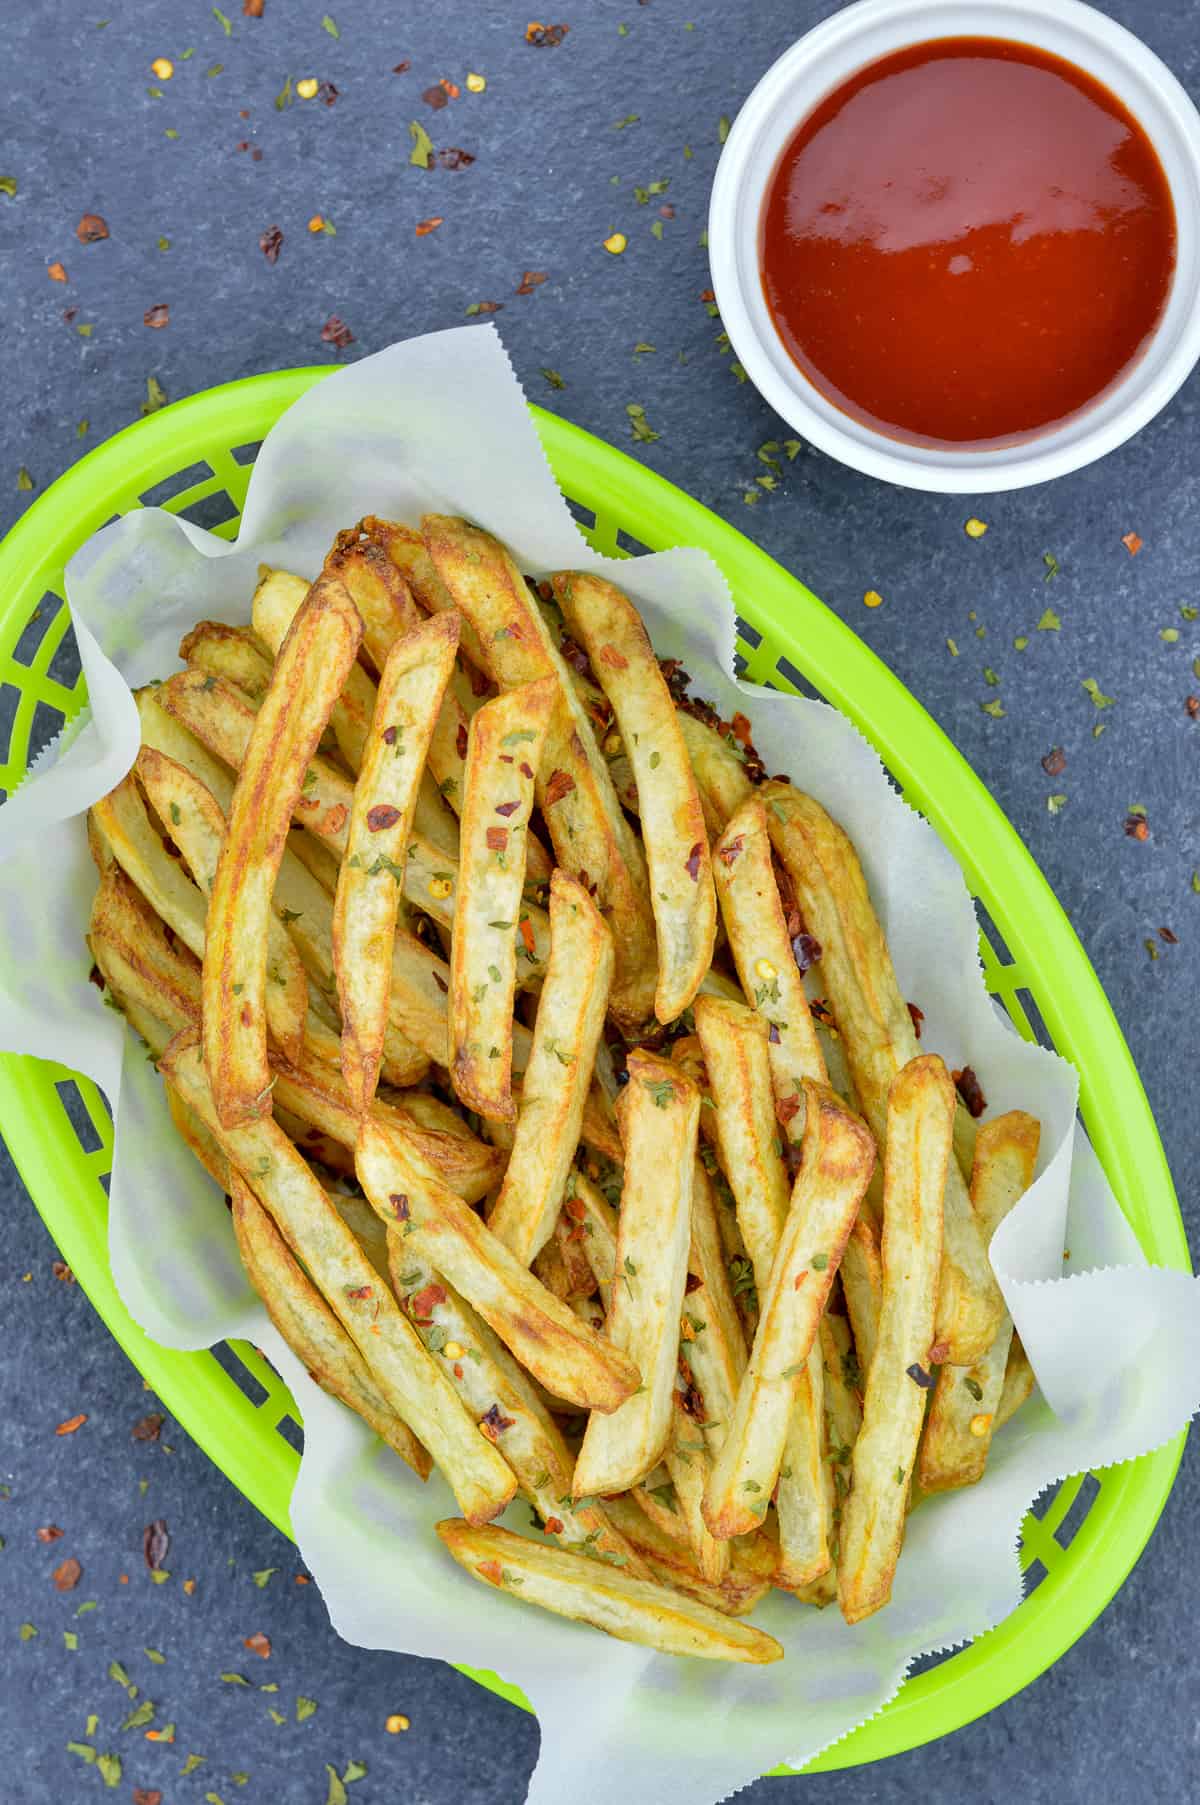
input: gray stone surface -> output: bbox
[1,1,1197,1799]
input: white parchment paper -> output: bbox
[1,326,1197,1802]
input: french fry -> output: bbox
[179,619,275,698]
[487,871,613,1262]
[450,676,556,1120]
[359,514,492,674]
[918,1111,1040,1492]
[356,1113,640,1413]
[600,1495,777,1617]
[162,1035,515,1524]
[323,525,420,674]
[762,783,1003,1366]
[684,1154,749,1441]
[231,1171,431,1480]
[676,710,753,834]
[385,1237,649,1577]
[435,1520,783,1664]
[838,1054,954,1625]
[88,869,201,1041]
[202,578,362,1125]
[712,797,828,1126]
[572,1053,700,1497]
[694,995,792,1287]
[821,1312,864,1457]
[134,746,307,1062]
[166,1080,230,1188]
[334,613,459,1112]
[703,1082,874,1542]
[840,1216,883,1379]
[251,568,379,775]
[404,830,550,986]
[773,1347,830,1590]
[554,570,717,1022]
[421,515,656,1028]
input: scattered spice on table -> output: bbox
[526,23,569,46]
[1121,531,1143,556]
[415,216,443,236]
[259,225,283,262]
[143,1518,170,1570]
[1041,747,1067,776]
[244,1631,271,1658]
[55,1413,87,1435]
[320,314,354,347]
[143,304,170,329]
[52,1556,82,1591]
[1124,809,1149,840]
[131,1413,164,1440]
[76,214,108,242]
[47,260,67,282]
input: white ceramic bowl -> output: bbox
[709,0,1200,492]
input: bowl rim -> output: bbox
[708,0,1200,492]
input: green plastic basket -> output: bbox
[0,368,1187,1775]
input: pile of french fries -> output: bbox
[86,513,1041,1665]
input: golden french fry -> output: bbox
[356,1113,640,1413]
[762,783,1003,1366]
[703,1082,874,1542]
[231,1171,431,1480]
[134,745,307,1063]
[421,515,656,1028]
[180,619,275,698]
[554,570,716,1023]
[323,525,420,675]
[450,676,556,1120]
[683,1154,749,1444]
[840,1216,882,1379]
[919,1111,1040,1492]
[404,830,550,986]
[252,567,380,775]
[773,1346,829,1590]
[694,995,792,1288]
[488,871,613,1262]
[202,578,362,1125]
[88,869,200,1041]
[334,613,459,1112]
[166,1079,229,1187]
[435,1520,783,1664]
[676,709,753,834]
[572,1053,700,1497]
[665,1417,728,1586]
[360,514,492,673]
[838,1054,954,1625]
[712,797,828,1128]
[385,1238,648,1577]
[162,1035,515,1524]
[821,1312,863,1459]
[600,1495,776,1618]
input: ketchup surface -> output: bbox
[760,38,1176,447]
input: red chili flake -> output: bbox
[516,269,549,295]
[143,304,170,330]
[907,1002,925,1039]
[132,1413,164,1441]
[478,1558,504,1586]
[51,1260,75,1283]
[389,1193,410,1220]
[486,825,510,851]
[438,148,475,170]
[518,917,536,958]
[251,148,264,161]
[415,216,444,236]
[143,1518,170,1571]
[134,1791,164,1805]
[55,1414,87,1436]
[544,1515,564,1534]
[366,803,401,832]
[52,1557,82,1591]
[542,770,576,813]
[659,203,675,219]
[422,84,449,109]
[36,1525,64,1543]
[699,288,715,302]
[729,712,754,747]
[61,306,78,323]
[791,931,821,974]
[1159,925,1179,944]
[775,1093,801,1127]
[244,1631,272,1658]
[244,0,264,12]
[455,722,469,760]
[953,1065,987,1118]
[928,1340,950,1367]
[1041,746,1067,777]
[793,1270,809,1290]
[469,299,503,314]
[716,834,744,867]
[559,635,594,682]
[518,761,534,780]
[47,260,68,283]
[598,643,628,672]
[768,1022,781,1044]
[409,1283,447,1321]
[382,725,399,746]
[494,799,521,818]
[1121,531,1143,556]
[440,79,461,98]
[683,1271,702,1295]
[1124,813,1149,840]
[317,81,339,105]
[259,224,283,263]
[1186,696,1200,719]
[676,1369,706,1422]
[479,1402,516,1440]
[240,1003,253,1027]
[526,22,569,46]
[321,314,354,348]
[76,214,109,242]
[684,842,703,882]
[393,60,411,74]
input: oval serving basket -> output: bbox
[0,367,1187,1774]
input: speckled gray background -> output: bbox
[2,2,1198,1800]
